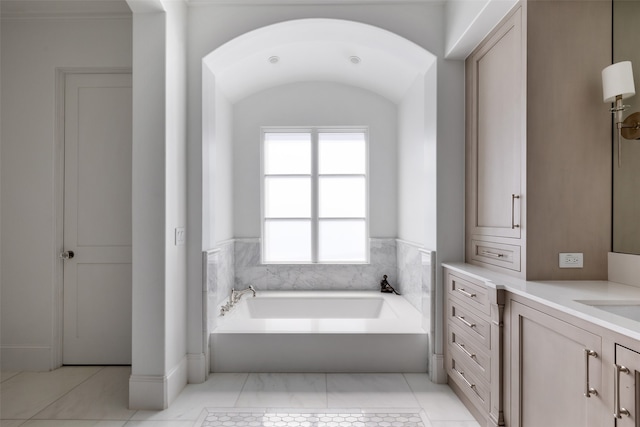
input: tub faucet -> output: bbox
[220,285,256,316]
[231,285,256,304]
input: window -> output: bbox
[262,129,368,263]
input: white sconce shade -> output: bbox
[602,61,636,103]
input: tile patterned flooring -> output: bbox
[0,367,480,427]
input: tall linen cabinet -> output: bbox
[465,0,612,280]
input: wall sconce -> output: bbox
[602,61,640,166]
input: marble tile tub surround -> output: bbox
[204,241,235,333]
[234,238,398,291]
[396,240,434,313]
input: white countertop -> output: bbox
[443,262,640,342]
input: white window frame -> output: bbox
[261,127,370,264]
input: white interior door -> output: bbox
[62,73,132,365]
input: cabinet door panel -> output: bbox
[511,301,602,427]
[467,7,523,240]
[616,345,640,427]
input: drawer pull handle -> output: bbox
[453,367,483,401]
[453,368,476,390]
[512,194,520,229]
[456,342,476,360]
[584,349,598,398]
[455,315,476,328]
[480,250,504,258]
[614,364,630,418]
[457,288,476,298]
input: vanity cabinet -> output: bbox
[465,0,611,279]
[444,268,504,426]
[614,345,640,426]
[443,263,640,427]
[507,299,606,427]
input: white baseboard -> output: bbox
[187,352,206,384]
[429,353,446,384]
[167,356,188,405]
[129,374,167,410]
[129,356,188,410]
[1,346,53,371]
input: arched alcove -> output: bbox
[201,18,438,250]
[200,18,440,376]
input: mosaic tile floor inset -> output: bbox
[197,409,429,427]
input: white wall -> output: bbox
[213,84,234,245]
[434,57,465,359]
[398,76,428,246]
[232,81,398,239]
[129,7,168,407]
[0,13,132,371]
[128,0,190,408]
[163,0,188,401]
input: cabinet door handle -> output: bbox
[455,315,476,329]
[511,194,521,229]
[457,288,476,298]
[584,349,598,398]
[455,342,476,360]
[614,364,631,418]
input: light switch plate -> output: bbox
[559,252,583,268]
[175,227,186,246]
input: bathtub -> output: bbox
[210,291,428,373]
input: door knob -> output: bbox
[60,250,75,260]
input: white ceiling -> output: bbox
[203,18,437,104]
[0,1,447,104]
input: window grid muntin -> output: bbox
[261,128,369,264]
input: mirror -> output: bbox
[613,0,640,255]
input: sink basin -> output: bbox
[575,300,640,322]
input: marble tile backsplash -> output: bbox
[204,241,235,333]
[234,238,397,291]
[396,240,422,311]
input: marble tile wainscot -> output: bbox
[234,238,398,291]
[203,241,235,366]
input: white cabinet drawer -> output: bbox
[470,239,521,272]
[447,271,491,316]
[447,299,491,349]
[447,352,491,415]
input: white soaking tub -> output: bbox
[210,291,428,373]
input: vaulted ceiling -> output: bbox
[203,18,437,104]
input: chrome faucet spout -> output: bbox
[221,286,256,316]
[231,285,256,303]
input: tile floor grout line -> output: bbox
[23,366,107,422]
[0,371,23,384]
[324,372,328,409]
[233,372,252,408]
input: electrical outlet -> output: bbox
[559,252,583,268]
[175,227,186,246]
